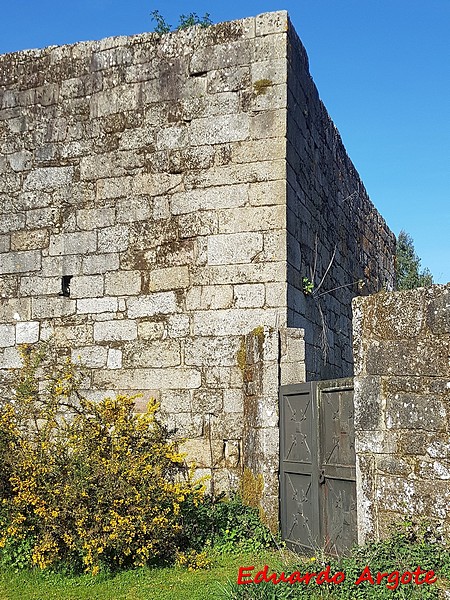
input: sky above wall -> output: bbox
[1,0,449,283]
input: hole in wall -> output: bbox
[59,276,73,297]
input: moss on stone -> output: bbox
[239,467,264,508]
[237,338,247,373]
[253,79,273,95]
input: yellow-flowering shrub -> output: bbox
[0,344,204,574]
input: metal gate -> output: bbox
[279,378,356,556]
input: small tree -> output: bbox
[150,10,212,34]
[396,230,433,290]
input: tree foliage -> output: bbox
[396,230,433,290]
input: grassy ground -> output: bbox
[0,548,448,600]
[0,551,280,600]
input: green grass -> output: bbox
[0,551,281,600]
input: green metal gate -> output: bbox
[279,378,356,556]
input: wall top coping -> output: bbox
[0,11,289,61]
[353,283,450,310]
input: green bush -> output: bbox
[181,492,276,555]
[0,344,204,574]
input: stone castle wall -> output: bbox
[353,285,450,542]
[0,11,395,524]
[285,25,395,380]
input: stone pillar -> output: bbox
[352,285,450,544]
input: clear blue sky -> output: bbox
[1,1,449,283]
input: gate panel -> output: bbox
[319,383,356,555]
[280,379,356,556]
[279,385,319,553]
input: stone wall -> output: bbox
[0,13,292,523]
[0,11,395,523]
[286,23,395,381]
[353,285,450,543]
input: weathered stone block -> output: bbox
[0,235,10,253]
[94,320,137,342]
[178,211,218,238]
[104,270,141,296]
[89,83,140,118]
[76,207,115,230]
[137,321,166,340]
[164,413,203,439]
[191,262,285,287]
[171,184,248,215]
[178,439,214,469]
[107,348,122,370]
[116,197,152,223]
[93,367,201,390]
[251,58,287,86]
[190,114,250,146]
[211,413,244,440]
[185,285,233,311]
[26,207,59,229]
[207,66,250,94]
[123,339,180,368]
[167,314,190,338]
[96,177,132,200]
[77,297,118,314]
[72,345,108,368]
[70,275,104,298]
[148,266,189,292]
[190,37,253,73]
[385,393,447,431]
[82,253,120,275]
[49,231,97,256]
[279,361,306,386]
[98,225,130,253]
[0,346,22,369]
[131,173,183,197]
[0,324,15,347]
[10,229,49,251]
[355,431,398,454]
[193,308,278,336]
[416,459,450,481]
[23,166,73,190]
[15,321,39,344]
[218,205,284,234]
[19,276,60,296]
[0,298,32,322]
[265,282,286,307]
[207,232,263,265]
[233,283,265,308]
[185,336,241,367]
[32,298,76,319]
[250,108,286,139]
[365,339,449,377]
[159,390,191,413]
[127,292,178,318]
[255,10,288,36]
[223,389,244,413]
[426,286,450,335]
[41,255,83,277]
[0,214,25,235]
[192,390,223,415]
[53,324,93,346]
[0,250,41,274]
[353,376,384,430]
